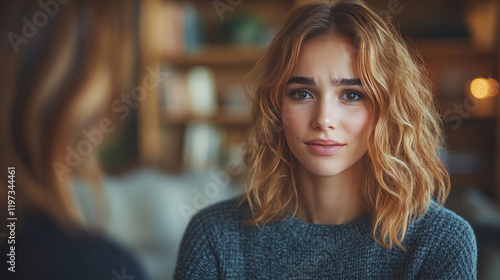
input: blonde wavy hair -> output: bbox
[243,0,450,249]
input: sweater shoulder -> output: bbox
[175,198,247,279]
[188,196,249,232]
[407,202,478,278]
[409,201,477,263]
[416,201,475,240]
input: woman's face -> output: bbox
[282,34,372,177]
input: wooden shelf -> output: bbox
[413,39,497,58]
[161,111,251,127]
[439,98,497,120]
[162,45,263,66]
[451,174,496,188]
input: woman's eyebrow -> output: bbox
[287,76,315,85]
[332,78,362,86]
[286,76,362,87]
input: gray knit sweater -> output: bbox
[174,198,477,279]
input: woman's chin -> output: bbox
[299,164,345,177]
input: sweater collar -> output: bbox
[273,213,373,245]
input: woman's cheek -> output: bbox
[282,104,299,128]
[343,107,372,139]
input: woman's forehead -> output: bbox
[292,35,360,80]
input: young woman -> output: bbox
[175,1,477,279]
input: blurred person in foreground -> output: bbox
[0,0,154,279]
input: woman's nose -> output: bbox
[312,102,337,131]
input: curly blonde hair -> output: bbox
[243,0,450,249]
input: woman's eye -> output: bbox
[290,89,312,100]
[341,91,363,103]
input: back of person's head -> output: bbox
[0,0,151,228]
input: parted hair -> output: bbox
[243,0,450,249]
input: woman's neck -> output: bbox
[295,159,367,225]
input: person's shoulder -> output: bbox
[411,200,476,253]
[419,200,474,237]
[408,203,477,278]
[0,212,148,280]
[176,196,250,267]
[187,196,250,232]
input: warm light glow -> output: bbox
[470,78,498,99]
[487,78,498,97]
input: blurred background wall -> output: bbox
[33,0,500,279]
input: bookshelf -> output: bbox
[138,0,302,174]
[138,0,500,201]
[162,45,262,66]
[161,111,251,127]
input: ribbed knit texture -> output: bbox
[174,198,477,279]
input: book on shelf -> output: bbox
[160,66,218,121]
[161,1,205,55]
[183,123,221,172]
[187,66,218,117]
[160,66,192,120]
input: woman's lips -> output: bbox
[305,139,345,156]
